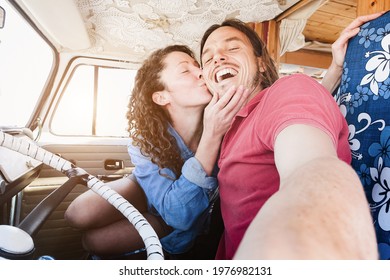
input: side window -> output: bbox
[51,65,136,137]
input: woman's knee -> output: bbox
[64,203,85,229]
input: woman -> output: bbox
[65,44,250,259]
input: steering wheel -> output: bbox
[0,130,164,260]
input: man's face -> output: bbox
[201,26,263,97]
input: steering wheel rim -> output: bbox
[0,130,164,260]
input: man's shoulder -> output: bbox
[275,73,317,86]
[268,73,327,97]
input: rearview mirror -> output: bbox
[0,6,5,29]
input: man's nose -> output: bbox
[213,52,226,64]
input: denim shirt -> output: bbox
[128,125,218,254]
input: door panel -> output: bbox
[38,143,134,178]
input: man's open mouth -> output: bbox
[215,68,238,83]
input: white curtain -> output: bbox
[279,0,328,56]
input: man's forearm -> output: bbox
[234,157,378,259]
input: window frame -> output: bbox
[48,56,139,138]
[0,0,57,129]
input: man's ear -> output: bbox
[152,91,170,106]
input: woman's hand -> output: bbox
[195,85,250,175]
[203,85,250,140]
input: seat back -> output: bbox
[334,11,390,260]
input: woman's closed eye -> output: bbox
[203,57,212,65]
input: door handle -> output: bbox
[104,159,124,170]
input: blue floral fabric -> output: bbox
[334,11,390,260]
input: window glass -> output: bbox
[0,0,53,127]
[51,64,136,137]
[51,65,94,136]
[96,67,135,136]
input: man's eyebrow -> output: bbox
[225,36,243,43]
[201,36,243,58]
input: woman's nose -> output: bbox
[195,68,203,79]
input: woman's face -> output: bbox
[159,51,212,109]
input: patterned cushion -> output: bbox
[335,11,390,260]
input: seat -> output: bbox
[334,10,390,260]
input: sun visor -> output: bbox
[18,0,91,50]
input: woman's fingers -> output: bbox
[207,88,219,106]
[213,85,238,108]
[219,85,250,114]
[215,85,247,109]
[205,85,250,126]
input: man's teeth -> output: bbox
[216,68,238,83]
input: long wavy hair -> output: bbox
[200,18,279,89]
[127,45,196,178]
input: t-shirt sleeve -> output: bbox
[257,74,346,150]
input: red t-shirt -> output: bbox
[216,74,351,259]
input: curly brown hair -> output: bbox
[127,45,196,178]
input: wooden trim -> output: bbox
[280,49,332,69]
[357,0,389,15]
[276,0,315,21]
[251,21,280,66]
[266,20,281,66]
[254,22,268,42]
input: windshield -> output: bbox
[0,0,53,127]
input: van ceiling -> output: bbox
[15,0,300,63]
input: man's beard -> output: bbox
[250,62,262,91]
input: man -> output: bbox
[200,18,378,260]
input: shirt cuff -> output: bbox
[182,157,218,191]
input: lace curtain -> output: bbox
[279,0,328,56]
[76,0,285,62]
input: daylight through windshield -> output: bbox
[0,0,53,127]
